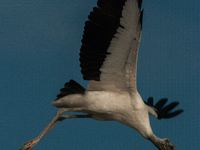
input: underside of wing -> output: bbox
[80,0,143,92]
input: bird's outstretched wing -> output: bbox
[80,0,143,92]
[145,97,184,119]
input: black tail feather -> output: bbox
[56,80,86,101]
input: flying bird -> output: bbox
[20,0,183,149]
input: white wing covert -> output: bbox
[80,0,143,93]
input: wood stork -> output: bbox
[20,0,183,149]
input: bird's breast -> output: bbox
[82,90,140,121]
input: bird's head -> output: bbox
[156,138,176,150]
[149,135,176,150]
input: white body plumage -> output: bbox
[20,0,183,150]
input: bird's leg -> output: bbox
[43,114,92,137]
[20,108,75,150]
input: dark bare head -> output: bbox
[149,135,176,150]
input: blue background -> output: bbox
[0,0,199,149]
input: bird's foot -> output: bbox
[20,138,40,150]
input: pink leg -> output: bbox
[20,108,89,150]
[43,114,91,136]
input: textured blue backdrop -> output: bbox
[0,0,199,149]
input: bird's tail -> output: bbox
[55,80,86,101]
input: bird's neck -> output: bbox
[148,134,163,148]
